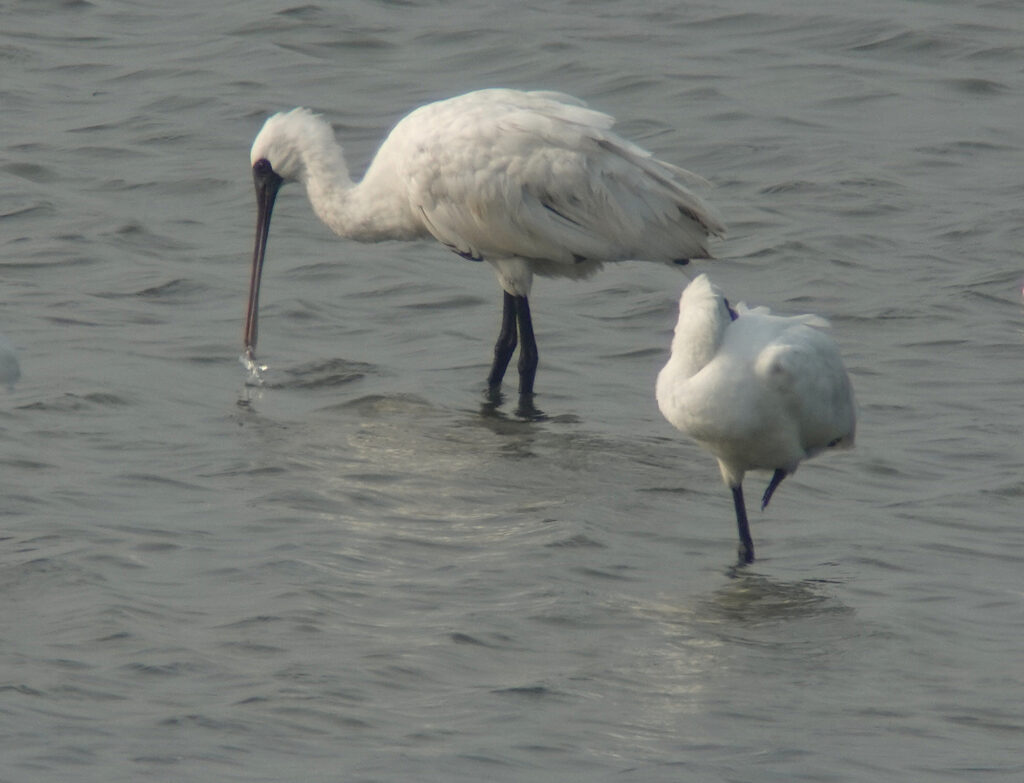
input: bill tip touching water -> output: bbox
[243,88,723,400]
[239,350,265,386]
[656,274,855,565]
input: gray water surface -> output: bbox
[2,1,1022,781]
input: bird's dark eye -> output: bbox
[253,158,274,174]
[723,297,739,321]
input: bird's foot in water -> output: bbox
[514,392,544,420]
[481,386,545,421]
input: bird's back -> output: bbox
[726,311,854,468]
[377,89,724,273]
[751,313,855,450]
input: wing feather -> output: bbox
[755,326,856,454]
[391,90,723,276]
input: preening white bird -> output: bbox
[245,88,724,398]
[656,274,855,564]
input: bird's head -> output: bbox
[250,108,323,183]
[244,108,344,360]
[244,109,317,360]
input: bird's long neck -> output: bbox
[655,289,729,442]
[300,142,358,236]
[301,137,421,243]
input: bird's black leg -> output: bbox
[761,469,787,511]
[487,291,518,390]
[514,295,538,397]
[731,484,755,564]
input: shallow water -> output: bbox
[2,0,1023,781]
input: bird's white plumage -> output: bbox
[656,274,855,490]
[250,89,724,297]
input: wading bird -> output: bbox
[656,274,855,564]
[245,89,723,398]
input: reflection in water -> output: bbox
[236,356,371,408]
[0,334,21,389]
[607,572,862,758]
[640,571,856,655]
[700,571,852,627]
[262,357,375,391]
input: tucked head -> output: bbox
[679,272,720,308]
[678,273,735,326]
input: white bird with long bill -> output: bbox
[656,274,856,564]
[245,88,724,398]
